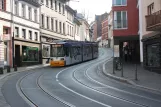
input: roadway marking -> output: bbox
[59,83,112,107]
[85,62,161,103]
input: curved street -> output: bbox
[2,48,161,107]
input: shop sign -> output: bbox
[3,34,11,41]
[114,45,120,57]
[0,43,4,68]
[27,47,38,51]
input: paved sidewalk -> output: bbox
[103,59,161,93]
[0,64,49,107]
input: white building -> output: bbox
[0,0,40,67]
[108,10,113,48]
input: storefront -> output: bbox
[142,32,161,72]
[14,39,40,67]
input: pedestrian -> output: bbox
[124,47,128,62]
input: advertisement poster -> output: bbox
[114,45,120,57]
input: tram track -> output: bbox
[72,59,149,107]
[17,68,75,107]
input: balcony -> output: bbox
[146,10,161,31]
[18,0,40,7]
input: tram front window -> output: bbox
[51,44,64,57]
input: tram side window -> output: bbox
[65,47,69,56]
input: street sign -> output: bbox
[114,45,120,57]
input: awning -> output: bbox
[142,31,161,42]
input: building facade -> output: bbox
[101,17,108,47]
[0,0,12,67]
[13,0,40,67]
[139,0,161,71]
[112,0,140,62]
[108,10,113,48]
[40,0,69,64]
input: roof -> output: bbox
[65,5,76,15]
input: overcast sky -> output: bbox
[69,0,112,23]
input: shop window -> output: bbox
[22,46,39,62]
[42,44,50,58]
[147,43,160,67]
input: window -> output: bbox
[68,25,69,34]
[148,3,154,15]
[59,3,61,13]
[70,26,71,36]
[41,14,44,27]
[35,32,38,41]
[59,22,62,33]
[41,0,44,4]
[46,0,49,7]
[114,11,127,29]
[15,27,19,37]
[51,0,53,8]
[47,16,49,29]
[34,9,37,22]
[29,30,32,40]
[22,4,25,17]
[28,7,31,20]
[113,0,127,6]
[14,1,18,15]
[51,18,54,30]
[0,0,5,10]
[22,29,26,39]
[42,44,50,58]
[72,27,73,36]
[55,20,58,32]
[147,43,160,67]
[63,5,65,14]
[55,0,57,11]
[63,23,65,34]
[22,46,39,62]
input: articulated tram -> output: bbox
[50,40,98,67]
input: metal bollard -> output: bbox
[121,61,124,77]
[135,64,138,80]
[14,65,17,71]
[7,66,10,73]
[0,67,3,74]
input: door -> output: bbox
[15,45,20,67]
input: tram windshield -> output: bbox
[51,44,64,57]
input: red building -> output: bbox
[112,0,140,61]
[102,18,108,40]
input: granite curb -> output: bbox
[102,59,161,94]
